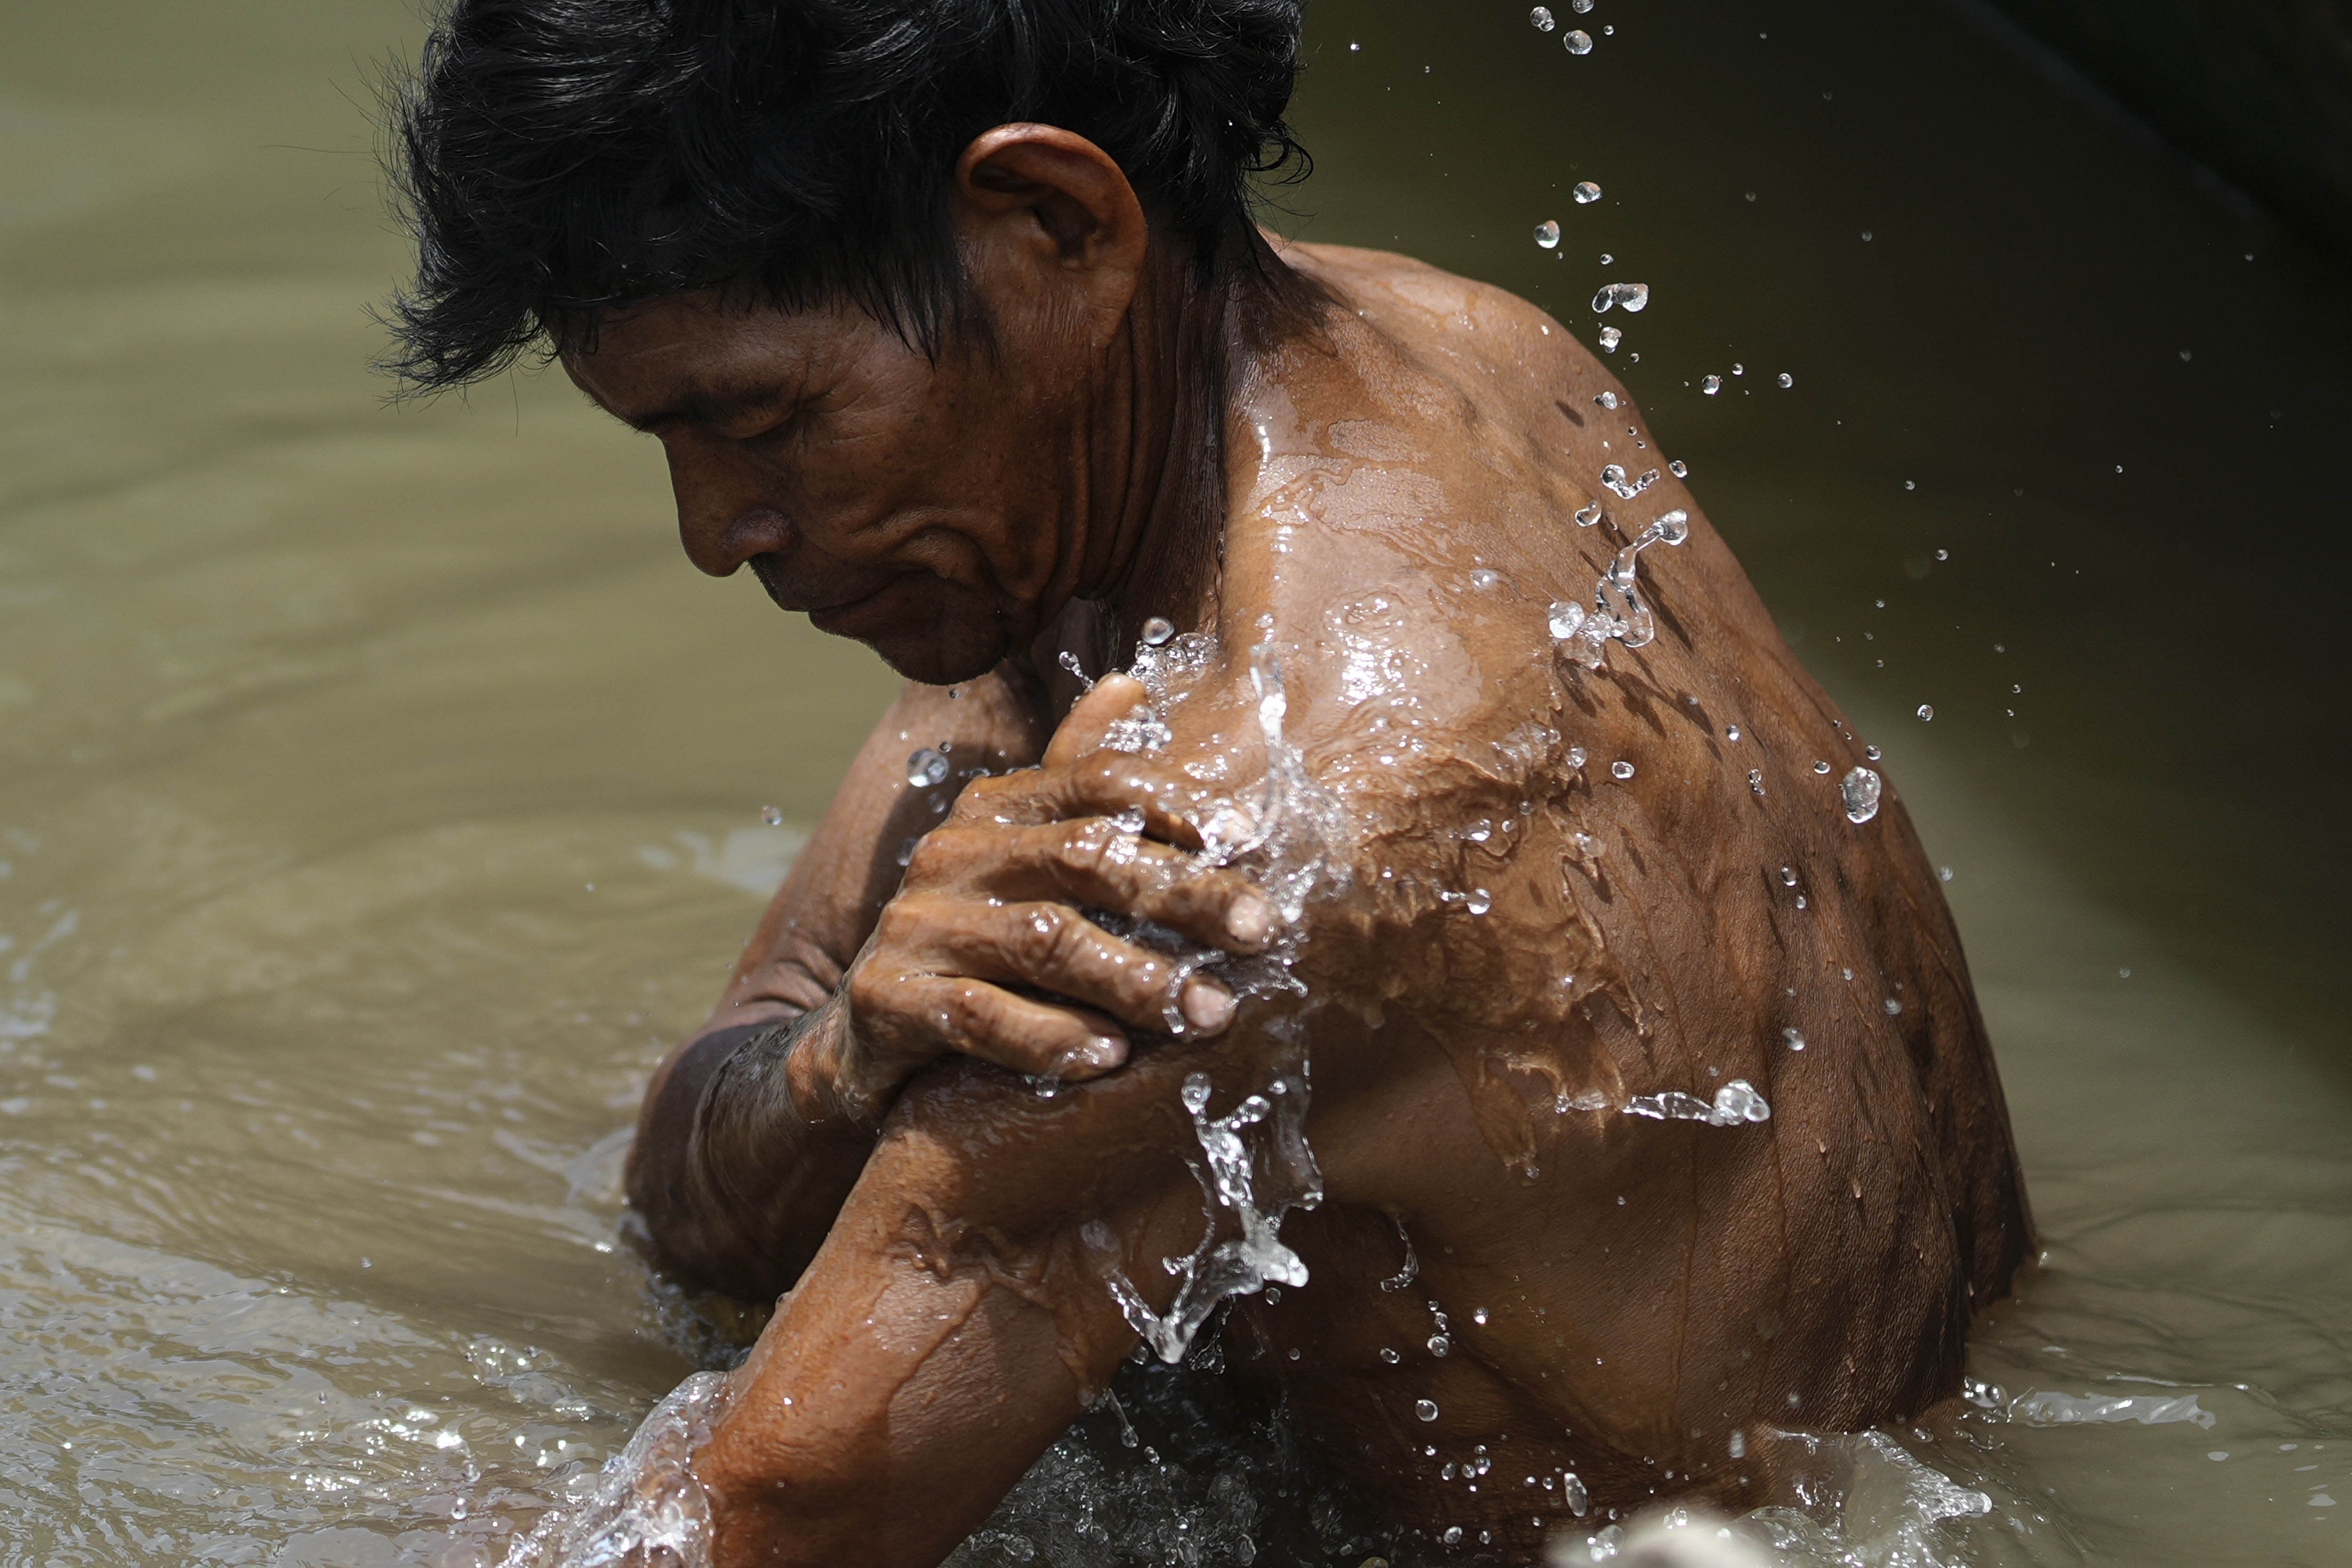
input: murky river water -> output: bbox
[2,1,2346,1564]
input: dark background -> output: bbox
[1273,0,2352,1085]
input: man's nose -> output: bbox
[664,438,793,577]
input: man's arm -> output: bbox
[693,1035,1258,1568]
[627,672,1268,1302]
[626,671,1052,1299]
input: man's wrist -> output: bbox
[779,998,860,1130]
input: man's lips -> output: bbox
[748,554,897,627]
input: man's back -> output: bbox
[1000,238,2035,1546]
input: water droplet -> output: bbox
[1428,1334,1452,1356]
[1590,281,1649,313]
[1110,805,1147,834]
[1598,325,1622,351]
[1725,724,1740,741]
[1573,179,1603,204]
[1418,1400,1442,1421]
[1472,1307,1489,1325]
[1534,218,1562,249]
[1668,459,1688,477]
[1599,252,1614,265]
[1903,479,1916,491]
[1443,1526,1464,1545]
[1549,601,1587,639]
[1566,745,1589,770]
[1939,865,1954,881]
[1701,374,1723,395]
[1564,29,1593,54]
[1777,372,1794,388]
[1648,508,1689,545]
[1778,866,1798,886]
[1610,760,1635,780]
[1783,1027,1806,1051]
[1915,704,1934,722]
[1571,0,1593,9]
[1470,567,1504,591]
[1935,549,1948,561]
[1864,744,1881,760]
[907,748,951,788]
[1381,1347,1402,1364]
[896,836,918,867]
[759,804,784,826]
[1575,500,1604,527]
[1180,1073,1213,1115]
[1732,364,1745,376]
[1600,463,1659,499]
[1812,759,1830,774]
[1140,615,1176,646]
[1840,766,1883,824]
[1529,4,1556,29]
[1883,997,1902,1016]
[1748,768,1765,796]
[1466,891,1492,916]
[1593,390,1619,411]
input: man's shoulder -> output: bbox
[1275,238,1590,378]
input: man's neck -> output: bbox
[1070,239,1255,657]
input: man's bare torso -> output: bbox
[675,240,2030,1562]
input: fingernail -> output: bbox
[1225,894,1273,947]
[1181,977,1237,1033]
[1065,1036,1126,1074]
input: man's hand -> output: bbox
[810,674,1275,1125]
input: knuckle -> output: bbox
[1010,904,1072,968]
[939,982,997,1046]
[872,900,924,949]
[902,831,955,881]
[1053,820,1117,876]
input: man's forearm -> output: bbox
[626,1009,878,1301]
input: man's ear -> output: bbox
[952,124,1151,347]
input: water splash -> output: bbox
[1600,464,1658,499]
[1084,641,1340,1366]
[500,1371,727,1568]
[1090,1069,1321,1365]
[1622,1080,1772,1126]
[1550,509,1694,669]
[2008,1390,2217,1429]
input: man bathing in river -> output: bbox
[389,2,2029,1561]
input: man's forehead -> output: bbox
[565,296,825,427]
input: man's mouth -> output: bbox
[750,553,904,636]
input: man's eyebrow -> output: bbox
[612,380,797,435]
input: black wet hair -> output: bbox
[381,0,1312,390]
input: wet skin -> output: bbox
[566,126,2031,1565]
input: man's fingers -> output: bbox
[865,973,1131,1081]
[960,751,1207,851]
[877,898,1238,1035]
[911,820,1271,953]
[1042,673,1150,769]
